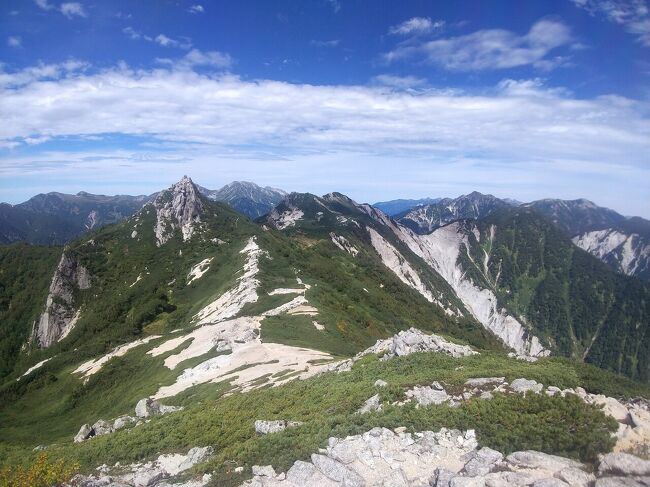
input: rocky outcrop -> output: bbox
[359,328,477,360]
[254,420,303,435]
[73,415,138,443]
[391,221,549,358]
[68,446,214,487]
[573,229,650,279]
[326,328,477,374]
[267,205,304,230]
[153,176,204,246]
[35,251,91,347]
[242,426,650,487]
[330,233,359,256]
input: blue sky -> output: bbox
[1,0,649,216]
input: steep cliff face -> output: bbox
[35,251,91,347]
[573,229,650,280]
[392,220,548,358]
[153,176,205,246]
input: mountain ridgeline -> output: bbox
[0,181,286,245]
[387,192,650,281]
[1,176,650,486]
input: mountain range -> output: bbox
[0,181,286,245]
[2,176,649,485]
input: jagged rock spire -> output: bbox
[153,176,205,246]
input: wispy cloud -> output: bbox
[155,34,192,50]
[123,28,192,50]
[326,0,341,13]
[35,0,86,18]
[7,36,22,48]
[188,4,204,14]
[155,49,232,70]
[572,0,650,46]
[384,19,573,71]
[371,74,427,89]
[60,2,85,18]
[34,0,55,11]
[389,17,445,36]
[310,39,341,48]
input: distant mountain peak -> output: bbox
[152,176,204,246]
[396,192,511,234]
[198,180,286,219]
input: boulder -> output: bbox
[554,466,594,487]
[254,419,302,435]
[598,452,650,477]
[594,479,648,487]
[433,467,457,486]
[510,379,543,394]
[464,377,505,388]
[178,446,214,472]
[530,479,570,487]
[91,419,113,437]
[286,460,336,486]
[374,379,388,387]
[356,394,382,414]
[135,398,158,418]
[251,465,276,478]
[506,451,582,473]
[113,415,136,431]
[592,396,631,423]
[133,468,165,487]
[405,384,450,406]
[462,447,503,476]
[135,398,182,418]
[74,424,94,443]
[310,453,364,487]
[482,470,535,486]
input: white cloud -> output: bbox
[35,0,87,18]
[0,59,88,87]
[7,36,22,48]
[123,28,192,49]
[188,4,204,14]
[371,74,427,89]
[156,49,232,69]
[155,34,192,50]
[326,0,341,13]
[0,58,648,214]
[389,17,445,35]
[573,0,650,46]
[60,2,86,18]
[123,27,146,41]
[34,0,55,11]
[384,19,573,71]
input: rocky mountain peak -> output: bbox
[153,176,205,246]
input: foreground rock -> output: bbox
[67,446,213,487]
[241,426,650,487]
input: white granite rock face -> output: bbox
[35,252,92,347]
[153,176,204,246]
[358,328,478,361]
[240,426,646,487]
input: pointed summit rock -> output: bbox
[153,176,204,246]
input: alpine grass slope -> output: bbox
[0,177,649,487]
